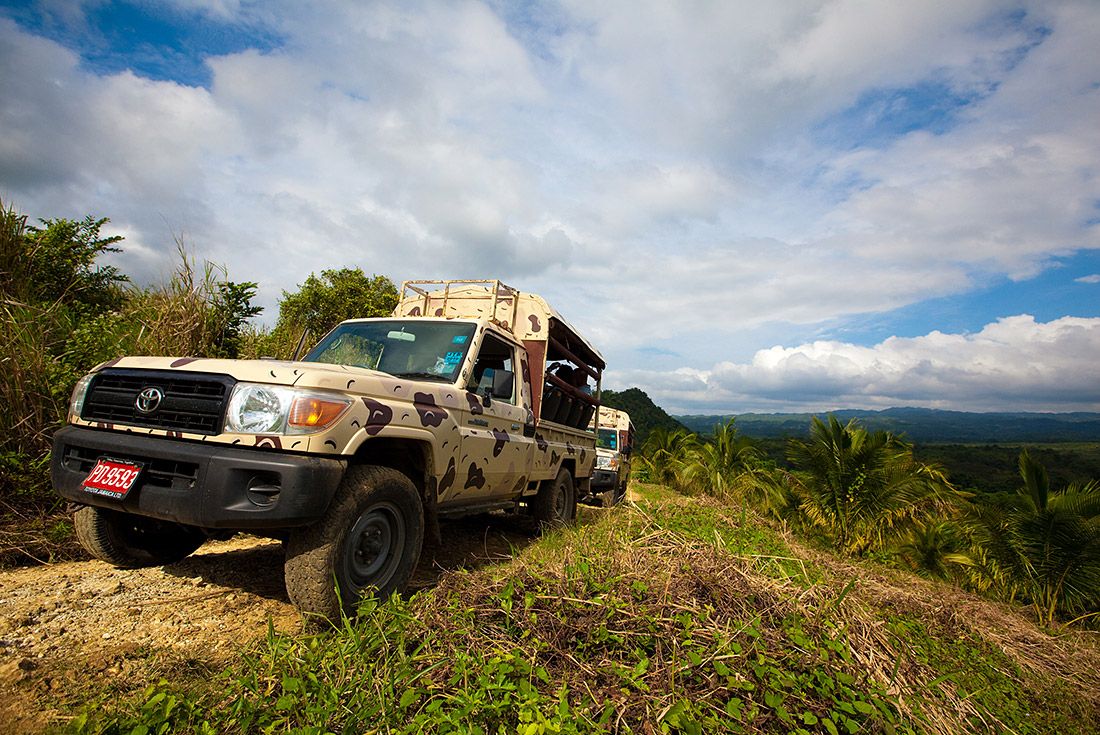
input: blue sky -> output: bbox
[1,0,1098,413]
[0,0,279,86]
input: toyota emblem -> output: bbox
[135,387,163,414]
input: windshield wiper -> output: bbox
[390,371,452,382]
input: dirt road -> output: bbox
[0,513,542,733]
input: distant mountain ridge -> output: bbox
[676,407,1100,443]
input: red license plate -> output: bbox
[82,458,144,500]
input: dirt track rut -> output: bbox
[0,512,541,733]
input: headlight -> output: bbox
[596,455,619,470]
[68,374,95,422]
[225,384,352,435]
[226,384,292,433]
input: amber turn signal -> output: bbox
[288,397,350,428]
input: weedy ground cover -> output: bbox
[67,485,1100,734]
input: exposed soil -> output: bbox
[0,511,545,733]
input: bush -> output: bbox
[0,201,262,548]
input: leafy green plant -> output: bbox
[678,419,761,500]
[966,450,1100,625]
[638,427,697,488]
[278,268,398,339]
[0,201,263,545]
[894,521,973,581]
[785,416,958,555]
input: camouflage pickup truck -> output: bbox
[52,280,604,618]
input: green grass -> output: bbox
[879,615,1096,734]
[631,488,819,585]
[65,487,1100,734]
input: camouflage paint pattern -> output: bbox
[73,311,596,505]
[591,406,634,485]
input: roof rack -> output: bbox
[400,279,520,331]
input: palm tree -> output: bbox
[638,427,696,489]
[895,520,972,580]
[968,450,1100,626]
[679,420,761,499]
[785,415,956,555]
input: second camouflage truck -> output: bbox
[52,280,605,618]
[589,407,634,506]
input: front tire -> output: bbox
[611,479,627,506]
[73,506,206,568]
[284,465,424,620]
[531,467,576,531]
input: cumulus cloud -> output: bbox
[613,316,1100,413]
[1,1,1098,412]
[1077,274,1100,284]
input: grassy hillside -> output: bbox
[71,486,1100,734]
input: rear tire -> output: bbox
[531,467,575,531]
[284,465,424,621]
[611,479,627,506]
[74,506,206,568]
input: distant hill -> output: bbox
[600,388,687,444]
[676,407,1100,443]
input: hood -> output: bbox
[93,357,390,390]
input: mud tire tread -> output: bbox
[611,480,627,506]
[73,506,205,569]
[284,465,424,622]
[531,467,576,532]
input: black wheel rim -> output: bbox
[554,482,569,520]
[344,501,406,590]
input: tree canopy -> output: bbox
[277,269,399,339]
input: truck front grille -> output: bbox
[82,368,235,435]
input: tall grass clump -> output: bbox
[0,200,260,562]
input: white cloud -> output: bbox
[614,315,1100,413]
[1,2,1098,411]
[1077,274,1100,284]
[817,6,1100,278]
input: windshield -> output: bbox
[304,319,477,383]
[597,428,618,450]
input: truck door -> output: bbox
[457,331,535,499]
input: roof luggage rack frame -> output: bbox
[400,279,520,332]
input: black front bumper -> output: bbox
[52,425,346,530]
[592,469,619,490]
